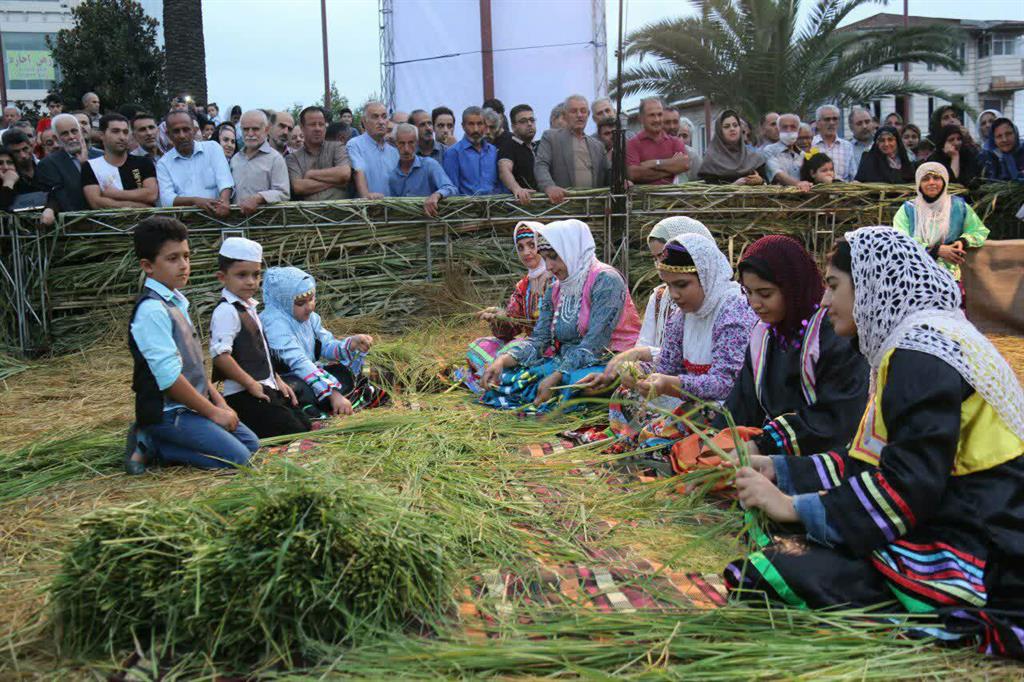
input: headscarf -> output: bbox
[856,126,915,183]
[513,220,549,280]
[739,235,824,348]
[260,266,318,358]
[977,109,1001,151]
[697,109,766,181]
[984,117,1024,181]
[534,219,598,327]
[845,226,1024,440]
[927,105,959,144]
[910,162,952,247]
[647,216,713,243]
[659,233,743,364]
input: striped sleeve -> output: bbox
[819,350,963,557]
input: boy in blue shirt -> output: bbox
[125,216,259,474]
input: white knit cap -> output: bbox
[219,236,263,263]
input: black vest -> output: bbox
[211,299,273,383]
[129,288,209,426]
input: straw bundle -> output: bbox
[51,462,457,666]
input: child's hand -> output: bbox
[277,376,298,406]
[247,380,269,402]
[211,406,239,432]
[352,334,373,353]
[329,391,354,416]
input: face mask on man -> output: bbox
[779,131,799,146]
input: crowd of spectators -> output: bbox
[2,90,1022,219]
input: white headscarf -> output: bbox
[911,162,952,247]
[647,216,713,243]
[846,226,1024,440]
[534,219,598,328]
[666,233,743,365]
[513,220,549,280]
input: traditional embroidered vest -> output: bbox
[849,348,1023,474]
[551,262,641,353]
[748,306,827,409]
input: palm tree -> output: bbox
[616,0,966,123]
[163,0,208,104]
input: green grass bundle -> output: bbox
[50,463,458,667]
[0,426,123,503]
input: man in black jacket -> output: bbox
[36,113,102,214]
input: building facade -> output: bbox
[843,14,1024,138]
[1,0,77,105]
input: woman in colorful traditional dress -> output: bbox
[480,219,640,411]
[600,233,757,469]
[893,162,989,296]
[462,221,552,393]
[726,226,1024,659]
[674,235,868,468]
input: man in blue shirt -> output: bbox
[389,123,457,216]
[156,110,233,215]
[347,101,398,199]
[442,106,502,195]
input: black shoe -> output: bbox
[124,423,147,475]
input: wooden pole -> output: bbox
[479,0,495,101]
[321,0,331,109]
[0,31,8,108]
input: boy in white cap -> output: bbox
[210,236,312,437]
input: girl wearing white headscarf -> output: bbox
[603,232,757,465]
[727,227,1024,658]
[462,221,552,393]
[893,162,989,285]
[480,219,641,411]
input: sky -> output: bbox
[201,0,1024,114]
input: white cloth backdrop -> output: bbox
[389,0,606,134]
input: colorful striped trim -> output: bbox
[848,474,898,542]
[812,451,844,489]
[798,307,827,405]
[762,416,800,456]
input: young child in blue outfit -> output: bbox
[125,216,259,474]
[260,266,388,416]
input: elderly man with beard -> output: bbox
[81,113,158,209]
[443,106,501,195]
[36,112,103,213]
[534,94,609,203]
[231,110,290,215]
[156,110,233,214]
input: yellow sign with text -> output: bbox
[7,50,56,81]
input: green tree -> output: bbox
[163,0,208,104]
[289,82,352,123]
[47,0,166,114]
[616,0,966,123]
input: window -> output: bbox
[978,35,990,59]
[992,34,1020,56]
[927,43,965,71]
[928,97,935,119]
[2,32,58,91]
[983,98,1003,112]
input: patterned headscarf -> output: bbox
[513,220,548,280]
[739,235,824,347]
[845,226,1024,440]
[534,219,598,328]
[647,216,713,243]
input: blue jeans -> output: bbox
[144,408,259,469]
